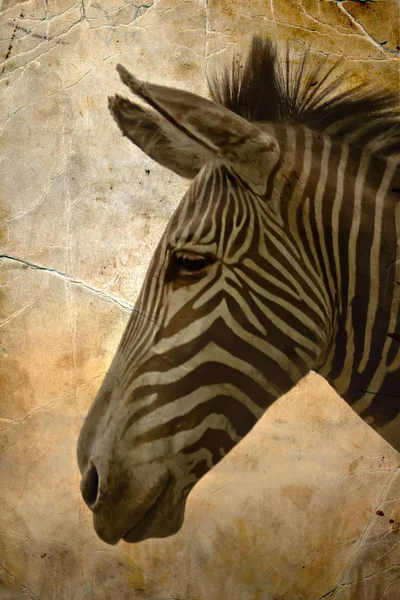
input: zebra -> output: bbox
[77,37,400,545]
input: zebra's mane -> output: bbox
[208,37,400,158]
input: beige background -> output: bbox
[1,1,399,599]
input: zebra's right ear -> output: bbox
[108,95,214,179]
[112,65,280,196]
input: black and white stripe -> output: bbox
[78,38,399,544]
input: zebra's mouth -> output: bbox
[122,473,170,542]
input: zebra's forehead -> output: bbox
[164,162,255,248]
[163,122,285,247]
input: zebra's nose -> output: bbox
[80,462,100,509]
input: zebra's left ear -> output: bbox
[115,65,280,196]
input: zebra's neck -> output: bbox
[265,122,399,441]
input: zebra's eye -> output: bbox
[167,251,215,281]
[176,253,207,272]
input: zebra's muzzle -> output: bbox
[81,458,171,545]
[122,473,171,542]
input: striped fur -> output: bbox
[77,38,399,544]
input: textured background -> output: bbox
[1,1,400,599]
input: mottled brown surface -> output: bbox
[0,0,399,598]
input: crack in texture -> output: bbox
[2,169,66,222]
[0,0,155,79]
[0,370,108,431]
[90,547,185,599]
[1,1,399,598]
[0,254,133,311]
[0,287,43,328]
[0,563,39,599]
[1,392,73,429]
[336,1,400,55]
[204,0,209,80]
[320,468,400,598]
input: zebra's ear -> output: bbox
[108,95,213,179]
[112,65,280,195]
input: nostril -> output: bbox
[81,462,100,508]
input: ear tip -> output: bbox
[116,63,128,84]
[108,95,127,123]
[108,95,118,112]
[116,64,141,89]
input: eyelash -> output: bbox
[167,251,216,281]
[175,254,208,272]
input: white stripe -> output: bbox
[359,159,398,372]
[335,151,371,392]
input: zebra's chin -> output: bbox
[122,502,184,543]
[122,478,187,544]
[89,466,188,545]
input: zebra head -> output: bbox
[77,38,399,544]
[77,44,332,545]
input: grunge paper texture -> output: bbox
[1,1,399,599]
